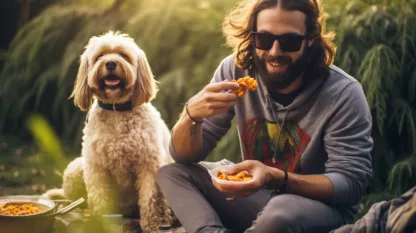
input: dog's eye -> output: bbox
[96,55,104,62]
[119,53,128,59]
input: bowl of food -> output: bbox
[208,165,253,185]
[0,195,85,233]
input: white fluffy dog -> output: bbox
[48,31,174,232]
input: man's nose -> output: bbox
[268,40,283,57]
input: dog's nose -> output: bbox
[106,61,117,71]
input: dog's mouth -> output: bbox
[100,75,126,90]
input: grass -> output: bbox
[0,136,75,196]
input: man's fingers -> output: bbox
[212,179,222,191]
[202,102,236,116]
[206,81,240,93]
[212,179,239,195]
[213,178,259,197]
[215,183,256,196]
[209,92,238,102]
[226,160,252,175]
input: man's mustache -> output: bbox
[261,54,292,65]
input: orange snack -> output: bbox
[230,76,258,98]
[216,170,253,182]
[0,203,42,216]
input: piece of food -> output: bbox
[216,170,253,182]
[230,76,258,98]
[0,203,42,216]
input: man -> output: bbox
[157,0,373,232]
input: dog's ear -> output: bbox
[133,49,158,106]
[70,52,93,111]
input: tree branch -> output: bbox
[105,0,127,13]
[18,0,31,29]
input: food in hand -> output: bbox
[0,203,42,216]
[216,170,253,182]
[230,76,258,98]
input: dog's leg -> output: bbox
[63,156,87,201]
[84,163,117,215]
[113,171,138,218]
[136,169,172,233]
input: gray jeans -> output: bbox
[157,163,347,233]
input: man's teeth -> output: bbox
[269,61,282,67]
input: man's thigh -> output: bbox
[247,194,345,233]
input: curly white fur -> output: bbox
[83,101,173,230]
[45,31,174,233]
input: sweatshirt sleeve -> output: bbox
[169,56,236,164]
[322,81,373,206]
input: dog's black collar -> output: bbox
[97,100,133,112]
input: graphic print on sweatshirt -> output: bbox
[242,118,310,172]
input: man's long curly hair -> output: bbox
[222,0,336,79]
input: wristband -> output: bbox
[271,170,288,196]
[280,170,288,192]
[185,102,204,124]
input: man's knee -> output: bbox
[253,194,303,233]
[157,163,182,185]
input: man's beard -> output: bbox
[254,49,310,91]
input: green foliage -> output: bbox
[0,5,99,142]
[0,0,241,160]
[26,114,68,170]
[0,135,67,196]
[328,0,416,216]
[58,0,114,8]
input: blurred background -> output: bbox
[0,0,415,220]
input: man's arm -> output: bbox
[170,107,204,161]
[266,169,334,203]
[322,82,373,205]
[170,56,240,163]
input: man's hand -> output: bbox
[212,160,335,203]
[212,160,276,197]
[170,81,240,161]
[186,81,240,122]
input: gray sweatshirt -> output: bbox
[170,55,373,216]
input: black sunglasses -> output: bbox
[251,31,306,52]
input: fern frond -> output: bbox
[358,44,400,134]
[388,155,415,194]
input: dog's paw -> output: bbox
[120,203,140,218]
[140,218,160,233]
[123,220,142,233]
[89,202,111,216]
[88,194,117,216]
